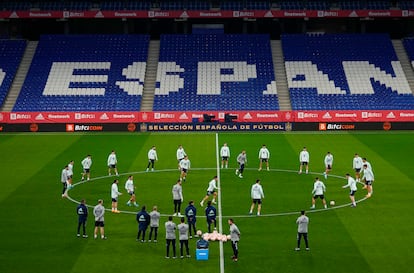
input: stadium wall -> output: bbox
[1,110,413,132]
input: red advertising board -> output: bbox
[2,110,414,123]
[1,9,414,19]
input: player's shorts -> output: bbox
[207,190,215,196]
[95,221,104,227]
[354,168,361,173]
[178,158,184,163]
[260,158,269,163]
[349,190,356,196]
[173,199,182,205]
[222,156,229,161]
[148,159,155,163]
[78,217,87,223]
[108,164,116,169]
[112,198,118,202]
[326,164,332,170]
[83,168,90,173]
[252,198,262,204]
[67,174,73,179]
[313,194,324,199]
[301,161,308,166]
[181,168,188,173]
[365,180,373,186]
[128,191,135,196]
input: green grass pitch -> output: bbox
[0,131,413,273]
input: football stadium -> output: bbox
[0,1,413,273]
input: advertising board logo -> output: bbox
[319,123,327,131]
[66,124,74,132]
[30,123,39,132]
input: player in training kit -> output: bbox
[343,173,357,207]
[185,201,197,238]
[61,165,69,198]
[311,177,327,209]
[67,160,74,189]
[136,206,150,242]
[125,175,138,207]
[249,179,265,216]
[146,146,158,172]
[205,201,217,233]
[258,144,270,171]
[178,217,191,258]
[111,179,122,213]
[107,150,118,176]
[179,155,191,182]
[76,199,88,238]
[352,153,363,182]
[236,150,247,178]
[299,147,309,174]
[81,155,92,181]
[228,218,241,262]
[93,199,106,239]
[200,176,219,207]
[220,143,230,169]
[362,164,374,198]
[323,152,333,179]
[176,145,187,170]
[172,180,183,216]
[149,206,160,242]
[165,216,177,259]
[295,211,309,251]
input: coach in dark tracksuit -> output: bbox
[77,199,88,238]
[136,206,150,242]
[205,201,217,233]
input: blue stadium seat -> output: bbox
[13,35,150,111]
[282,33,414,110]
[153,34,279,111]
[0,40,26,107]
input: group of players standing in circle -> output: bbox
[64,142,374,260]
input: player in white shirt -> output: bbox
[179,155,191,182]
[107,150,119,176]
[61,165,69,198]
[310,177,327,209]
[343,173,357,207]
[125,175,138,207]
[176,145,187,170]
[362,164,374,198]
[81,155,92,181]
[67,160,74,189]
[299,147,310,174]
[146,146,158,172]
[200,176,219,207]
[249,179,265,216]
[220,143,230,169]
[352,153,363,182]
[258,144,270,171]
[323,152,333,179]
[111,179,122,213]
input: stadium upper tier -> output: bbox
[13,34,150,111]
[153,34,279,111]
[282,33,414,110]
[0,0,409,11]
[0,40,26,108]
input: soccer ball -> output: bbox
[330,200,335,206]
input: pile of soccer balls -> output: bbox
[199,229,230,242]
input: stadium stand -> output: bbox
[282,33,414,110]
[153,34,279,111]
[0,40,26,108]
[13,34,150,111]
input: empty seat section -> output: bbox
[282,33,414,110]
[153,34,279,111]
[0,40,26,107]
[13,34,149,111]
